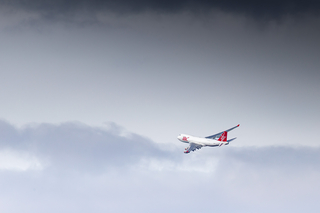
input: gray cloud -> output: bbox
[1,120,319,172]
[0,120,319,212]
[1,0,320,20]
[0,120,173,173]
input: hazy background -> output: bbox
[0,0,319,212]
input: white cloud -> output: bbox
[0,120,319,213]
[135,154,220,173]
[0,149,43,171]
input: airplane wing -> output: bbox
[205,124,240,139]
[184,143,203,153]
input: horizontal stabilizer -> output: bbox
[227,137,237,143]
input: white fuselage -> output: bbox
[177,134,226,147]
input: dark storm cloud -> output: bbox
[1,0,320,19]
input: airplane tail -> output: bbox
[217,131,227,142]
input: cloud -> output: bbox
[1,0,320,21]
[0,120,319,174]
[0,149,43,171]
[0,120,319,212]
[0,120,173,173]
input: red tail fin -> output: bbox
[217,131,227,142]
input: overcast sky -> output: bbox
[0,1,319,212]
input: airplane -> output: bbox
[177,124,240,153]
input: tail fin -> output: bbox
[217,131,227,142]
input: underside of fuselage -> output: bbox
[206,144,219,147]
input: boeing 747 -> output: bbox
[177,124,240,153]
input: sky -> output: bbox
[0,0,319,212]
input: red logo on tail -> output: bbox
[217,131,227,142]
